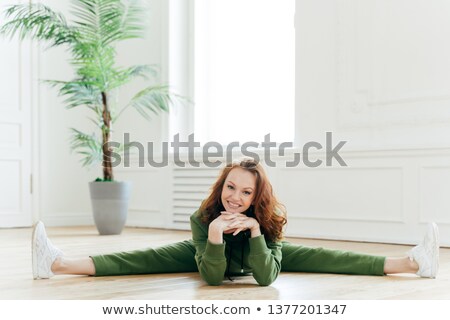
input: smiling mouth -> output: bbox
[227,201,241,209]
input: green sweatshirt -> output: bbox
[190,210,282,286]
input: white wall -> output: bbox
[292,0,450,245]
[296,0,450,150]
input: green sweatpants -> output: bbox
[92,240,385,277]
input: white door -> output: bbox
[0,33,33,227]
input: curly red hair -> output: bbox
[199,158,287,242]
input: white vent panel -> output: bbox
[171,167,221,229]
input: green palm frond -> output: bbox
[109,65,159,90]
[70,128,130,166]
[46,80,103,111]
[71,0,144,47]
[70,128,103,167]
[110,0,144,43]
[0,4,77,46]
[88,117,103,129]
[123,85,179,121]
[72,45,116,92]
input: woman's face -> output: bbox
[221,167,257,214]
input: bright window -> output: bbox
[194,0,295,145]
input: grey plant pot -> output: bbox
[89,181,132,235]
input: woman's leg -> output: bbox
[280,243,420,275]
[280,242,386,275]
[91,240,198,276]
[383,257,418,274]
[52,239,200,276]
[50,241,198,276]
[33,221,198,279]
[280,223,439,278]
[52,257,96,275]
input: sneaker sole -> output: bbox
[31,222,40,280]
[430,222,439,278]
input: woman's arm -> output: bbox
[223,213,283,286]
[190,212,227,286]
[191,210,282,286]
[247,236,282,286]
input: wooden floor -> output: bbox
[1,226,449,300]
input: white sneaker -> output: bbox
[408,222,439,278]
[32,221,63,279]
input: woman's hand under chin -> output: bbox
[209,211,262,243]
[223,228,237,234]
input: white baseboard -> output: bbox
[41,212,94,227]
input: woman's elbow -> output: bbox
[255,277,276,286]
[200,272,224,286]
[254,271,280,286]
[205,278,224,286]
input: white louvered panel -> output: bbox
[172,176,216,186]
[173,168,220,177]
[173,192,207,201]
[173,206,197,215]
[171,166,221,229]
[173,213,191,223]
[174,184,211,192]
[173,199,203,207]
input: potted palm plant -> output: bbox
[1,0,178,234]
